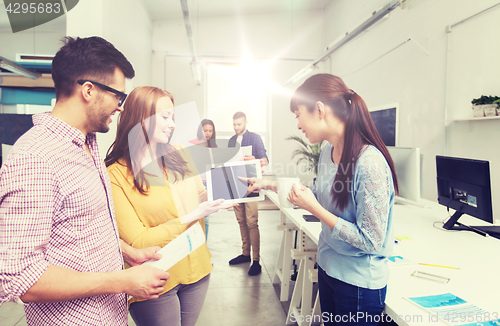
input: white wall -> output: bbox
[67,0,153,159]
[313,0,500,211]
[0,10,66,60]
[152,10,325,185]
[103,0,153,88]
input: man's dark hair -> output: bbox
[233,111,246,120]
[51,36,135,100]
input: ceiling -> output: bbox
[140,0,333,21]
[0,0,333,32]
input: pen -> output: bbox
[456,222,489,237]
[419,263,460,270]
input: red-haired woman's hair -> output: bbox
[290,74,398,211]
[105,86,190,195]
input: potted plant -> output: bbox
[471,95,500,117]
[286,135,324,176]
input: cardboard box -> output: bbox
[0,74,54,88]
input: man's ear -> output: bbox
[315,101,325,119]
[80,82,94,104]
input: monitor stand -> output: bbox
[443,210,500,240]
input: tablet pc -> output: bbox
[206,159,264,204]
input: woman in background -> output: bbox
[197,119,218,148]
[243,74,398,326]
[194,118,218,238]
[105,86,232,326]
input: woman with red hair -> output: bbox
[105,86,233,326]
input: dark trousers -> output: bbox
[318,267,387,326]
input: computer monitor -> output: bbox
[436,155,499,239]
[0,113,34,145]
[387,146,420,203]
[369,104,398,146]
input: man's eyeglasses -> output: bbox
[77,80,127,107]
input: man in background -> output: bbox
[228,111,269,276]
[0,36,169,326]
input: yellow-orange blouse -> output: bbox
[107,144,212,304]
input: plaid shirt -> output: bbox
[228,130,268,160]
[0,113,127,326]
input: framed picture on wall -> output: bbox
[368,103,399,147]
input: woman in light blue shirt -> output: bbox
[244,74,398,325]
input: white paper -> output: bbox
[241,145,253,157]
[405,293,500,325]
[144,223,205,271]
[226,145,253,163]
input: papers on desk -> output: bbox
[386,255,416,266]
[405,293,500,326]
[144,223,205,271]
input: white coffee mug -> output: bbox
[277,177,301,208]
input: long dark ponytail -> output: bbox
[290,74,398,211]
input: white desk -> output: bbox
[265,190,500,326]
[384,202,500,326]
[264,190,322,326]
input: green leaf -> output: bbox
[285,136,325,175]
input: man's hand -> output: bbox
[243,155,255,161]
[19,263,170,304]
[126,246,162,267]
[120,240,162,267]
[122,265,170,300]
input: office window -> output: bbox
[205,62,270,146]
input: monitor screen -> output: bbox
[436,155,494,227]
[369,105,398,147]
[0,113,34,145]
[387,147,420,202]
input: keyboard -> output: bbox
[455,225,500,240]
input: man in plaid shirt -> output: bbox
[0,37,169,325]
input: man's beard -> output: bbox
[96,109,111,133]
[87,98,111,133]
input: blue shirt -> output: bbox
[314,143,394,289]
[228,130,268,161]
